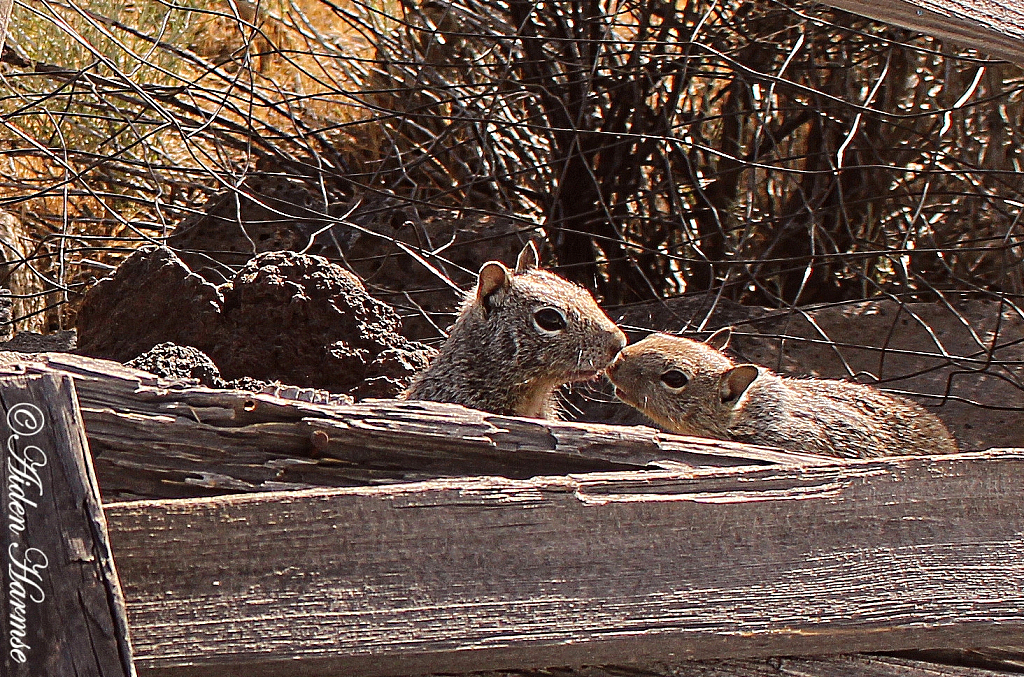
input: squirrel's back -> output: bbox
[606,330,957,458]
[404,242,626,419]
[729,372,957,457]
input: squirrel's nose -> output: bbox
[607,327,626,360]
[606,353,622,377]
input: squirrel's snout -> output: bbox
[606,327,627,361]
[605,353,622,378]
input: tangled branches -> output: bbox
[1,0,1023,324]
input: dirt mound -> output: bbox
[126,342,225,388]
[75,246,223,363]
[77,246,435,398]
[166,177,540,340]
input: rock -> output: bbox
[0,329,78,353]
[0,288,12,342]
[0,211,49,333]
[126,343,225,388]
[75,246,223,363]
[222,376,279,393]
[165,174,340,284]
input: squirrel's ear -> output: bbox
[719,364,758,405]
[476,261,511,307]
[515,241,540,273]
[705,327,732,351]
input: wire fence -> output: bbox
[1,0,1022,439]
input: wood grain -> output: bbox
[488,655,1024,677]
[0,352,825,502]
[822,0,1024,64]
[104,449,1024,677]
[0,373,135,676]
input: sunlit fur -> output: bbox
[405,249,626,419]
[606,332,958,458]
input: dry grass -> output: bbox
[0,0,388,328]
[0,0,1022,334]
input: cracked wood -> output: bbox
[0,352,824,501]
[104,448,1024,677]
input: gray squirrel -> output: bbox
[606,329,957,458]
[404,242,626,419]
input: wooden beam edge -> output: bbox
[822,0,1024,65]
[105,449,1024,676]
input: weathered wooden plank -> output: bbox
[489,655,1024,677]
[821,0,1024,65]
[0,373,135,676]
[0,352,825,501]
[104,449,1024,677]
[891,649,1024,674]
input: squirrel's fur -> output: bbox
[403,242,626,419]
[606,329,957,458]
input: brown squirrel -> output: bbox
[403,242,626,419]
[605,329,958,458]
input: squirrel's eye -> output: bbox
[660,369,689,389]
[533,307,568,333]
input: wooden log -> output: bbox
[820,0,1024,65]
[0,373,135,676]
[0,352,825,501]
[104,449,1024,677]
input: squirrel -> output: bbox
[403,242,627,419]
[605,329,958,458]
